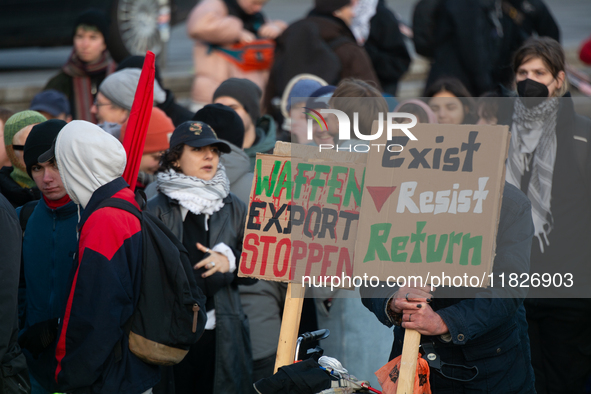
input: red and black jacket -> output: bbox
[54,177,159,393]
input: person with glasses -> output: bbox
[90,68,166,139]
[0,111,46,207]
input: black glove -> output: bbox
[18,318,59,359]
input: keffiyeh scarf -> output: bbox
[506,97,560,252]
[157,164,230,223]
[350,0,378,44]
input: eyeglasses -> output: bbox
[93,99,112,108]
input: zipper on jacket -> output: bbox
[192,303,200,333]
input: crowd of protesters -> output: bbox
[0,0,590,393]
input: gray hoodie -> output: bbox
[55,121,126,209]
[221,142,254,204]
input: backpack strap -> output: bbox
[19,200,39,234]
[97,197,142,220]
[96,197,142,363]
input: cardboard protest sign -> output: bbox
[354,124,510,287]
[238,151,366,283]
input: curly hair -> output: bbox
[157,143,184,174]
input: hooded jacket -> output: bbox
[49,122,159,393]
[244,114,277,171]
[220,142,254,203]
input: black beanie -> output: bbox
[24,120,67,177]
[314,0,352,14]
[212,78,262,126]
[73,9,110,41]
[193,104,245,149]
[117,55,163,86]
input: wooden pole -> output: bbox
[396,329,422,394]
[274,282,306,373]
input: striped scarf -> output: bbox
[506,97,559,252]
[62,50,116,122]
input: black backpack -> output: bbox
[269,18,350,98]
[97,195,207,366]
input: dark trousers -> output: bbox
[173,329,216,394]
[526,299,591,394]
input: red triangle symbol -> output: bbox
[366,186,397,213]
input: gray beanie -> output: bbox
[99,68,166,111]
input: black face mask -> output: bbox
[517,78,550,108]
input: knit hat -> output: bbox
[305,85,336,109]
[73,9,110,40]
[120,108,174,154]
[213,78,262,126]
[314,0,352,14]
[4,110,47,188]
[30,89,71,117]
[24,120,67,177]
[4,110,47,149]
[99,68,166,111]
[193,104,245,149]
[287,79,325,112]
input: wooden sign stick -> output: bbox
[274,282,306,373]
[396,329,422,394]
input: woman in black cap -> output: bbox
[147,121,255,394]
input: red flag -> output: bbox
[122,51,156,191]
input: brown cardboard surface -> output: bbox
[238,152,366,283]
[353,123,510,287]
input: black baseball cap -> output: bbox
[169,121,231,153]
[37,136,57,164]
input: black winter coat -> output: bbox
[364,0,411,95]
[0,193,30,393]
[493,0,560,87]
[158,90,194,127]
[147,192,255,394]
[426,0,495,96]
[362,183,536,393]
